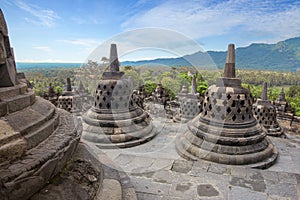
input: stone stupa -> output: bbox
[174,76,201,123]
[82,44,156,148]
[175,44,278,169]
[0,9,81,199]
[57,77,81,113]
[253,82,285,137]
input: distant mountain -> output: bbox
[121,37,300,72]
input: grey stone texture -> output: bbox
[96,115,300,200]
[0,9,17,87]
[175,44,278,168]
[253,82,285,137]
[82,44,156,148]
[0,11,82,200]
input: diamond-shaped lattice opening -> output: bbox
[98,85,101,89]
[107,91,110,95]
[211,92,215,96]
[232,115,237,121]
[97,95,100,100]
[103,96,106,101]
[245,94,248,99]
[237,108,241,113]
[213,99,217,104]
[204,111,208,116]
[100,90,103,95]
[262,117,265,120]
[222,100,227,106]
[249,114,252,119]
[241,100,245,106]
[106,103,110,109]
[221,114,225,120]
[216,106,221,112]
[237,94,240,99]
[130,100,134,106]
[242,115,245,120]
[103,85,106,89]
[260,113,263,116]
[120,96,123,101]
[227,94,231,100]
[208,104,212,110]
[96,90,98,94]
[99,103,102,108]
[94,102,97,106]
[232,101,236,107]
[246,107,249,113]
[204,103,207,107]
[207,97,210,101]
[211,113,215,118]
[218,93,222,99]
[227,107,232,113]
[111,85,114,89]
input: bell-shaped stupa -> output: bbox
[173,76,201,123]
[175,44,278,169]
[57,77,81,113]
[82,44,156,148]
[253,82,285,137]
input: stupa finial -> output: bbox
[191,75,196,94]
[261,82,268,101]
[66,78,72,91]
[109,44,119,72]
[224,44,236,78]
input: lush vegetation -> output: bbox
[20,65,300,115]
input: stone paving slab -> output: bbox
[86,115,300,200]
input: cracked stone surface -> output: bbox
[84,112,300,200]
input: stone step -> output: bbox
[0,90,35,115]
[24,111,59,149]
[5,98,56,137]
[0,109,81,200]
[0,83,28,99]
[0,120,20,147]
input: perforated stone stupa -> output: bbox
[174,76,201,123]
[253,82,285,137]
[0,9,81,199]
[175,44,278,169]
[82,44,156,148]
[57,78,81,113]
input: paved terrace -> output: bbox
[83,105,300,200]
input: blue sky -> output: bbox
[1,0,300,62]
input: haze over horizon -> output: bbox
[1,0,300,63]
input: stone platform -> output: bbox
[82,107,300,200]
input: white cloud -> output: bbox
[14,0,59,27]
[71,16,103,25]
[60,38,102,47]
[33,46,52,52]
[122,0,300,41]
